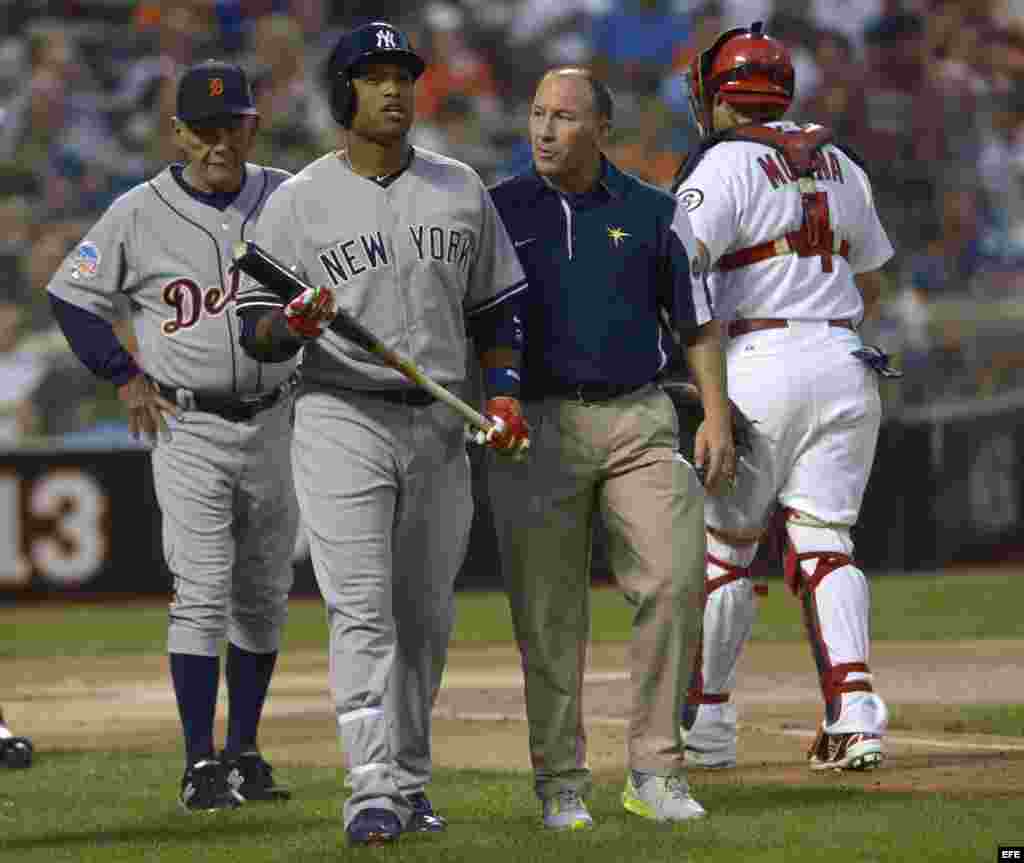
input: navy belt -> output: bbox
[530,381,649,404]
[155,374,297,422]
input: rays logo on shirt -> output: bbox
[69,242,101,280]
[607,226,631,248]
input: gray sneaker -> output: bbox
[542,789,594,830]
[622,772,706,822]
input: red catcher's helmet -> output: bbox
[686,21,794,136]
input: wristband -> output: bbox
[110,354,144,387]
[484,367,521,398]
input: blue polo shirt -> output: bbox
[489,158,710,400]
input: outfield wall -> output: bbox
[1,393,1021,598]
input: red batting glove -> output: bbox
[483,396,530,458]
[285,285,336,338]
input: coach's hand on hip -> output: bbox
[694,411,736,494]
[118,375,180,444]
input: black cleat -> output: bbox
[222,751,292,802]
[1,736,33,769]
[179,759,245,812]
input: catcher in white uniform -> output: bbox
[672,22,896,772]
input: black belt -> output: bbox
[343,387,436,407]
[530,381,649,404]
[154,375,297,422]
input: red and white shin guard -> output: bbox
[683,534,762,768]
[784,513,887,737]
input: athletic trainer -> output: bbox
[488,66,734,829]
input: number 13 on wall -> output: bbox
[0,468,109,589]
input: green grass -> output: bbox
[460,569,1024,644]
[887,703,1024,737]
[942,704,1024,737]
[1,749,1019,863]
[751,570,1024,642]
[3,572,1024,658]
[3,573,1023,861]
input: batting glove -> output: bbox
[285,284,336,339]
[474,396,530,459]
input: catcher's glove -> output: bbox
[662,380,755,471]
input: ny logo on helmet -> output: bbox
[376,29,397,49]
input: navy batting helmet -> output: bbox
[327,21,426,128]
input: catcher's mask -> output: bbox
[685,21,794,137]
[326,21,425,128]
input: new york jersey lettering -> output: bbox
[409,225,475,273]
[319,231,390,285]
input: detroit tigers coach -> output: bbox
[47,60,298,811]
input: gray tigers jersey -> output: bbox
[235,147,527,390]
[46,163,295,395]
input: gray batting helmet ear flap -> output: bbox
[327,20,426,129]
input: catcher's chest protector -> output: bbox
[675,124,862,274]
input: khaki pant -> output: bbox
[487,384,706,800]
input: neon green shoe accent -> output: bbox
[622,775,658,819]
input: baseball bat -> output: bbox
[231,241,496,434]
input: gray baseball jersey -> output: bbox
[46,162,300,660]
[236,147,526,390]
[236,146,526,826]
[48,164,296,395]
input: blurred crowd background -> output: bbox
[1,0,1023,448]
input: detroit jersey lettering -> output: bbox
[236,147,527,391]
[47,164,294,395]
[677,121,893,325]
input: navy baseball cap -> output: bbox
[176,60,258,125]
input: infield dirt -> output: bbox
[7,639,1023,796]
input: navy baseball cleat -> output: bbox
[346,808,402,846]
[405,793,447,832]
[179,759,245,812]
[222,751,292,802]
[1,736,33,769]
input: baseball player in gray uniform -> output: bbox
[47,61,299,811]
[235,21,529,847]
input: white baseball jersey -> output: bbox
[235,146,527,391]
[676,121,894,324]
[47,164,295,395]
